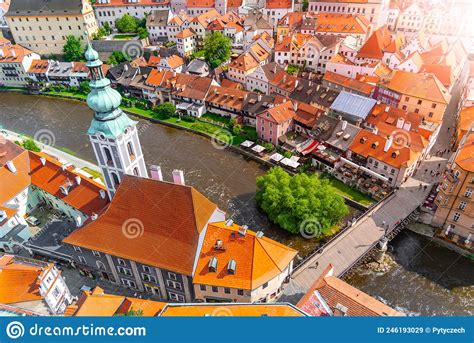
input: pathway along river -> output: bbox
[0,93,472,315]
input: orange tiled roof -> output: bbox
[457,106,474,142]
[193,222,297,290]
[191,9,220,27]
[297,265,403,316]
[0,138,30,206]
[349,129,420,169]
[358,27,394,60]
[324,71,374,96]
[163,55,185,68]
[315,13,369,34]
[265,0,292,9]
[147,55,161,67]
[380,70,450,105]
[249,43,269,63]
[67,287,165,316]
[229,52,259,72]
[175,76,213,101]
[145,69,175,87]
[159,303,305,316]
[269,70,298,92]
[206,86,249,111]
[29,151,109,217]
[258,100,296,124]
[420,64,452,87]
[187,0,215,7]
[63,176,218,275]
[176,28,195,39]
[455,130,474,172]
[28,59,49,74]
[0,43,35,63]
[0,255,46,305]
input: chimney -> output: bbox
[341,120,347,130]
[396,117,404,129]
[403,121,411,131]
[150,165,163,181]
[172,169,185,185]
[6,161,16,173]
[10,49,16,58]
[0,49,4,58]
[384,135,393,152]
[40,157,46,166]
[238,225,248,236]
[257,94,262,101]
[75,175,81,185]
[373,126,378,135]
[385,106,390,112]
[91,213,98,220]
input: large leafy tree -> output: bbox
[256,167,349,236]
[154,102,176,119]
[63,36,84,62]
[202,32,232,68]
[115,14,138,33]
[106,51,127,65]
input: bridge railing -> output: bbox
[292,190,395,272]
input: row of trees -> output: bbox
[115,14,148,39]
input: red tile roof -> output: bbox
[93,0,170,7]
[265,0,292,9]
[28,59,49,74]
[63,176,218,275]
[258,101,296,124]
[297,265,404,316]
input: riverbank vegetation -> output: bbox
[256,167,349,238]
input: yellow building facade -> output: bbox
[5,0,98,55]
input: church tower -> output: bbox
[85,41,148,199]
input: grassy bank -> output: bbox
[323,176,375,206]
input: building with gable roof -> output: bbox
[433,128,474,251]
[0,254,72,315]
[297,264,403,316]
[6,0,98,55]
[0,38,39,87]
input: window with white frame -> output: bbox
[78,256,86,264]
[117,266,132,276]
[142,265,151,273]
[92,250,101,257]
[453,212,461,222]
[168,292,185,302]
[142,273,157,283]
[121,278,136,289]
[74,246,82,253]
[117,258,126,266]
[166,279,182,290]
[459,201,467,211]
[168,272,177,280]
[96,261,106,270]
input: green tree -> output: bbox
[92,27,108,40]
[154,102,176,119]
[202,32,232,68]
[115,14,138,33]
[22,139,41,152]
[103,22,112,35]
[63,36,84,62]
[256,167,349,236]
[107,51,127,65]
[137,27,149,39]
[302,0,309,11]
[79,81,90,94]
[286,64,300,75]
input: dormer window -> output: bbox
[227,259,236,275]
[208,257,218,272]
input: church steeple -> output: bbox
[85,40,148,199]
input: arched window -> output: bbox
[127,141,135,161]
[96,261,106,270]
[103,147,113,166]
[133,167,139,176]
[111,173,120,187]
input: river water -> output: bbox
[0,93,472,315]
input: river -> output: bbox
[0,93,472,315]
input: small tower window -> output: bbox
[103,147,113,166]
[133,167,139,176]
[127,142,135,161]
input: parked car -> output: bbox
[26,216,41,226]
